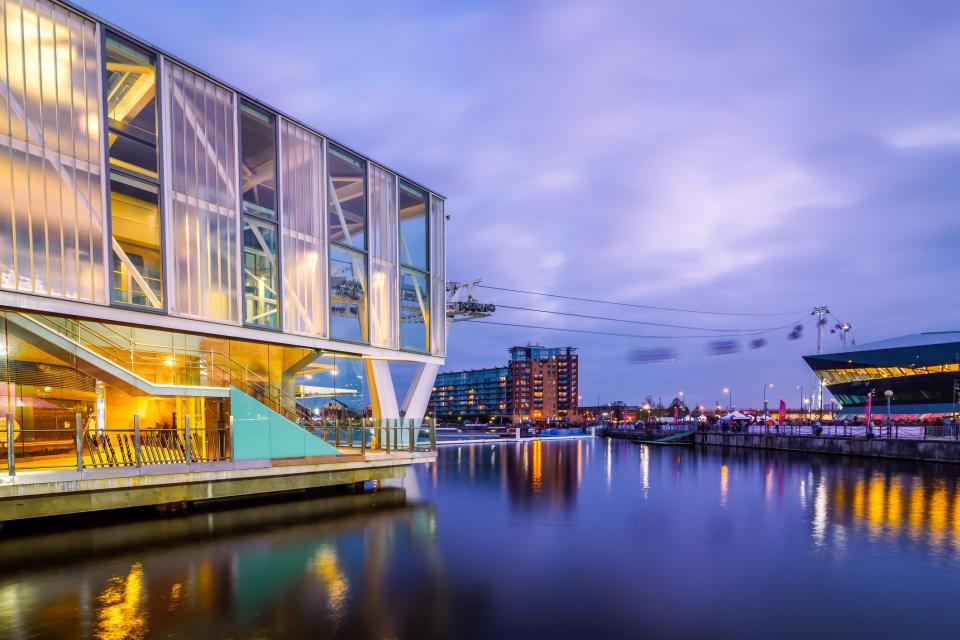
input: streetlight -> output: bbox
[796,385,804,419]
[884,390,893,424]
[723,388,731,412]
[762,383,773,416]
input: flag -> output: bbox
[779,400,786,425]
[865,392,873,426]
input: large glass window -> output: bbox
[105,33,163,309]
[239,101,279,328]
[165,63,239,322]
[105,35,158,179]
[242,217,279,329]
[400,268,429,352]
[327,146,367,343]
[399,182,428,271]
[240,102,277,219]
[399,181,430,352]
[279,121,325,337]
[109,174,163,307]
[0,0,107,304]
[327,146,366,249]
[368,165,399,349]
[329,245,367,343]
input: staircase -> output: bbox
[12,312,314,426]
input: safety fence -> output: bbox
[1,414,435,476]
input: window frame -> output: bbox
[397,179,431,353]
[238,98,282,331]
[102,29,167,314]
[327,143,369,344]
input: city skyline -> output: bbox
[79,0,960,408]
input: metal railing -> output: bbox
[697,422,960,441]
[311,418,434,454]
[2,413,436,477]
[2,412,230,475]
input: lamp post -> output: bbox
[723,388,731,412]
[762,383,773,416]
[796,385,803,419]
[884,390,893,424]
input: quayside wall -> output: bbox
[694,432,960,464]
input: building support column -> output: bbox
[367,360,400,420]
[400,362,440,424]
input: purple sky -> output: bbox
[81,0,960,411]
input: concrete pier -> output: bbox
[0,452,432,522]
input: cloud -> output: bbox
[82,0,960,407]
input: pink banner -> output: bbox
[674,405,679,424]
[779,400,786,425]
[865,392,873,426]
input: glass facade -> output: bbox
[399,181,429,352]
[400,268,428,352]
[428,367,510,421]
[279,119,326,337]
[327,145,367,343]
[368,164,399,349]
[327,145,365,249]
[105,33,163,309]
[805,337,960,415]
[0,0,107,303]
[429,195,446,356]
[0,0,445,357]
[240,102,279,328]
[329,243,367,343]
[165,62,239,322]
[239,102,276,219]
[242,216,279,329]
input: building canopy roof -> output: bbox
[805,331,960,370]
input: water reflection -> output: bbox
[0,490,444,640]
[3,441,960,638]
[439,441,582,512]
[812,464,960,554]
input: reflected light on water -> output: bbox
[532,440,543,494]
[605,437,612,491]
[96,562,147,640]
[812,476,827,547]
[720,465,728,509]
[640,445,650,497]
[311,545,349,625]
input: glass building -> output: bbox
[804,332,960,419]
[0,0,446,478]
[430,367,510,422]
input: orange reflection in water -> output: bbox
[96,562,147,640]
[720,465,728,509]
[531,440,543,494]
[887,477,903,530]
[816,468,960,553]
[867,476,885,536]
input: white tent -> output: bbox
[720,411,752,422]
